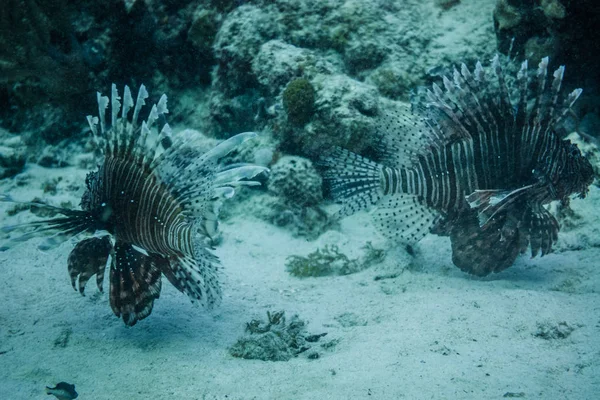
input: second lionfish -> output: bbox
[321,56,594,276]
[1,85,268,325]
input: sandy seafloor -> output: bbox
[0,164,598,400]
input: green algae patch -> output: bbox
[282,78,316,125]
[285,242,385,278]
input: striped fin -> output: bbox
[466,185,533,227]
[372,106,442,168]
[87,84,170,166]
[109,240,164,326]
[372,194,439,244]
[0,197,95,251]
[448,212,521,276]
[522,206,558,258]
[67,236,112,295]
[154,132,266,219]
[213,164,267,188]
[319,147,383,217]
[168,245,222,308]
[422,56,514,154]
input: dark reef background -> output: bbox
[1,0,599,164]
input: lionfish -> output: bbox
[321,56,594,276]
[0,84,268,325]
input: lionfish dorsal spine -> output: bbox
[110,83,121,131]
[97,91,109,135]
[131,84,149,133]
[121,85,134,122]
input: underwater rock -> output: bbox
[0,135,26,179]
[0,0,215,144]
[252,40,315,97]
[343,38,387,76]
[368,62,420,101]
[493,0,522,31]
[493,0,600,104]
[298,74,379,154]
[268,156,322,207]
[253,192,331,239]
[229,311,326,361]
[208,0,496,148]
[434,0,460,9]
[533,321,577,340]
[208,91,264,139]
[218,155,331,240]
[213,5,280,95]
[187,7,220,54]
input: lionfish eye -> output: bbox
[569,145,581,158]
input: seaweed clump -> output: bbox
[286,242,385,278]
[282,78,316,126]
[229,311,327,361]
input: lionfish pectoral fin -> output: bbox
[372,194,440,244]
[466,185,534,227]
[522,206,559,258]
[67,236,112,295]
[109,241,164,326]
[201,132,257,162]
[449,213,521,276]
[0,196,96,251]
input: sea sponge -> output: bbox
[493,0,522,30]
[268,156,323,207]
[187,8,219,53]
[541,0,566,20]
[229,311,327,361]
[282,78,316,125]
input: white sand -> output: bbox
[0,164,599,400]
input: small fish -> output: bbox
[320,56,594,275]
[45,382,78,400]
[1,84,268,325]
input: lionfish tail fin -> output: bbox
[108,241,164,326]
[318,147,384,218]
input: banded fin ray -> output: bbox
[372,106,444,168]
[109,241,164,326]
[319,147,383,218]
[68,236,112,295]
[372,194,439,244]
[0,196,95,251]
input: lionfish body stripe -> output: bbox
[321,56,594,276]
[1,84,268,326]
